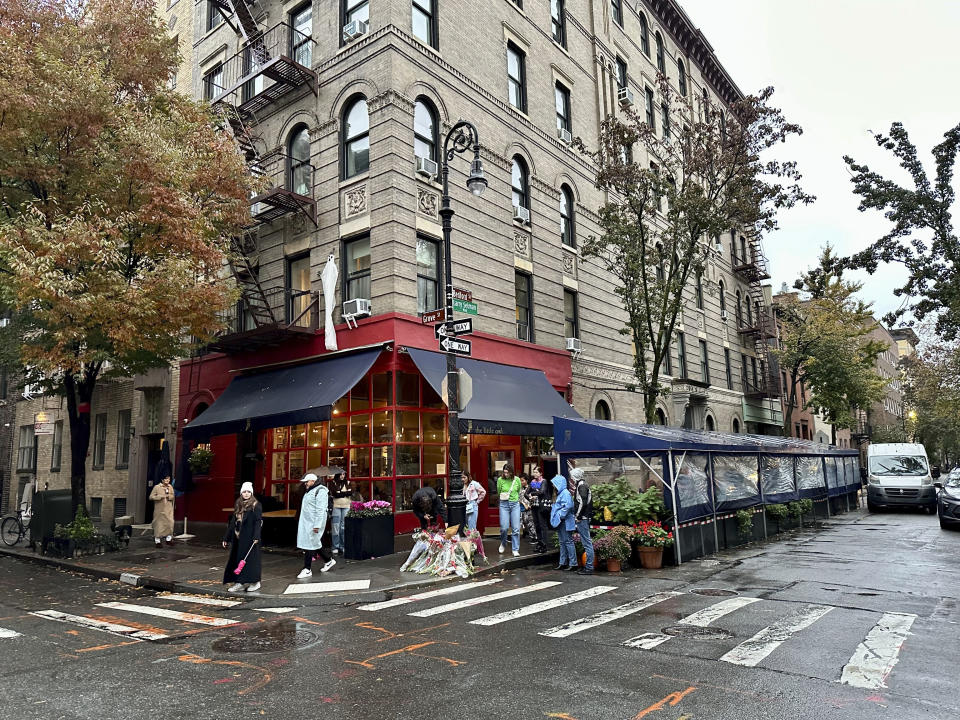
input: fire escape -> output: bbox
[733,235,780,400]
[204,0,320,353]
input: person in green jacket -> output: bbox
[497,463,522,556]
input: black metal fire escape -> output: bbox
[734,235,780,399]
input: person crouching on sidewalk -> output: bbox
[297,472,336,579]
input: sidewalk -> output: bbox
[0,531,557,601]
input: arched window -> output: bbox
[511,156,529,211]
[560,185,575,247]
[413,97,438,163]
[288,125,311,196]
[655,32,665,74]
[594,400,611,421]
[735,290,743,327]
[718,280,726,317]
[342,96,369,179]
[678,59,687,96]
[655,408,667,426]
[732,418,741,433]
[705,415,715,432]
[639,13,650,56]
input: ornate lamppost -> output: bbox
[439,120,487,531]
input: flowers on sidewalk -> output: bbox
[630,520,675,548]
[346,500,392,518]
[399,526,487,578]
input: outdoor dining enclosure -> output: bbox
[553,417,861,565]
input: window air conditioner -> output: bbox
[513,205,531,224]
[342,298,371,321]
[557,128,573,144]
[566,337,582,353]
[342,20,369,43]
[618,87,635,107]
[415,156,438,179]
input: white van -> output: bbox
[866,443,938,512]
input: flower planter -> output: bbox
[605,557,622,572]
[344,514,395,560]
[635,546,664,569]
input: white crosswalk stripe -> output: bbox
[157,593,243,607]
[359,579,504,612]
[95,601,239,627]
[720,604,833,667]
[470,585,617,626]
[408,581,562,618]
[540,591,684,639]
[0,627,23,639]
[31,610,169,641]
[623,596,761,650]
[840,612,917,689]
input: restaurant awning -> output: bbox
[183,348,382,439]
[405,347,580,436]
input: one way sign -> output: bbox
[439,336,471,356]
[434,319,473,339]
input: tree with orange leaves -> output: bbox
[0,0,255,513]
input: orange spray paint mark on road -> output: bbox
[633,686,696,719]
[76,640,141,653]
[177,653,272,696]
[344,641,438,669]
[545,714,579,719]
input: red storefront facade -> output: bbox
[178,312,574,535]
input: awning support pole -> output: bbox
[759,453,768,541]
[667,451,683,565]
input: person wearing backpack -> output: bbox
[571,468,595,575]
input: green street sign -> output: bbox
[453,298,478,316]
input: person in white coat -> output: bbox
[296,473,336,578]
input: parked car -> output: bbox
[866,443,938,513]
[935,475,960,529]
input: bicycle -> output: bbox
[1,508,30,546]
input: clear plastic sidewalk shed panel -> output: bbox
[552,417,860,565]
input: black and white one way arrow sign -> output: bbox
[434,319,473,339]
[439,336,472,356]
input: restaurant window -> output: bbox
[563,289,579,339]
[676,332,687,378]
[551,0,566,47]
[343,235,371,301]
[51,421,63,472]
[290,3,313,66]
[342,96,369,179]
[507,42,527,113]
[92,413,107,469]
[116,409,131,469]
[515,271,533,342]
[286,253,312,326]
[412,0,437,49]
[416,235,439,314]
[17,424,36,472]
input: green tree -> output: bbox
[842,122,960,338]
[0,0,254,513]
[902,341,960,467]
[775,247,888,436]
[579,77,812,422]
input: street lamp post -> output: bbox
[438,120,487,532]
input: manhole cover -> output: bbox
[212,620,321,654]
[690,588,739,597]
[662,625,733,640]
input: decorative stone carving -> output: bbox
[562,250,577,278]
[291,212,308,235]
[514,232,531,259]
[343,184,368,220]
[417,187,439,220]
[369,90,415,115]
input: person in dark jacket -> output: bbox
[329,470,351,555]
[571,468,594,575]
[222,481,263,592]
[528,466,551,553]
[412,485,446,529]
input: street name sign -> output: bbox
[420,308,446,324]
[452,298,478,316]
[452,287,473,302]
[434,319,473,339]
[34,411,54,436]
[439,336,472,355]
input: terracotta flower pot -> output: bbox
[605,557,622,572]
[636,546,663,569]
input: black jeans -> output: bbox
[532,506,551,550]
[303,546,332,570]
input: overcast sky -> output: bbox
[680,0,960,321]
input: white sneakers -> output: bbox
[321,559,337,573]
[512,550,520,557]
[227,583,244,592]
[245,582,261,592]
[297,568,312,579]
[498,544,505,553]
[332,548,339,555]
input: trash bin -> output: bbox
[31,489,74,550]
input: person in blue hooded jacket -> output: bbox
[549,473,577,571]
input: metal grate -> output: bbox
[690,588,739,597]
[113,497,127,518]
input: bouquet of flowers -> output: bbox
[346,500,392,518]
[630,521,675,549]
[400,526,482,577]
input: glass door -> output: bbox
[483,449,516,529]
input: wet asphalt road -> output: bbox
[1,508,958,720]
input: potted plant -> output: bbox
[593,527,631,572]
[630,521,674,569]
[188,446,214,475]
[765,503,789,533]
[344,500,394,560]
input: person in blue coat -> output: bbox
[549,473,577,571]
[296,473,336,578]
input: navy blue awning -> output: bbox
[183,349,382,439]
[405,347,580,436]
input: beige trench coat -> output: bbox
[149,483,175,538]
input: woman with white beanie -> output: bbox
[222,481,263,592]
